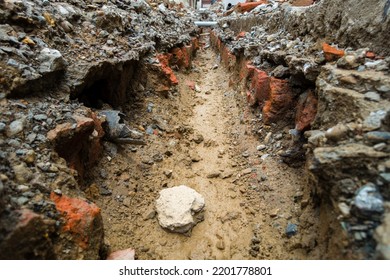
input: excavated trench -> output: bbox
[2,1,389,261]
[76,33,325,260]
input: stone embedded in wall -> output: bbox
[225,1,269,15]
[151,38,199,93]
[263,77,293,124]
[157,53,179,86]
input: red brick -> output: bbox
[237,31,246,39]
[322,43,345,62]
[220,43,236,70]
[366,51,376,59]
[295,90,318,131]
[262,77,293,124]
[245,65,271,107]
[50,192,103,255]
[236,1,268,13]
[170,47,184,67]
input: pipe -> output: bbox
[194,21,218,27]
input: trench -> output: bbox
[82,33,323,260]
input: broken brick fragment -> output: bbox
[322,43,345,62]
[170,47,184,67]
[50,192,104,259]
[366,51,376,59]
[245,64,271,107]
[262,77,293,124]
[238,60,251,81]
[157,53,179,85]
[220,43,236,70]
[170,46,192,70]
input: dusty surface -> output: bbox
[89,35,320,260]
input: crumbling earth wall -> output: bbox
[212,0,390,259]
[220,0,390,56]
[0,0,199,259]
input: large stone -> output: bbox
[325,123,350,142]
[247,66,270,107]
[353,183,384,220]
[313,143,388,166]
[6,119,24,137]
[156,185,205,234]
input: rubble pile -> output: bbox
[0,0,200,100]
[210,0,390,258]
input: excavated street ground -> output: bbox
[89,35,321,260]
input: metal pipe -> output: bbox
[194,21,218,27]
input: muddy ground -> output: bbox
[87,34,322,260]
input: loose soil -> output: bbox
[89,35,321,260]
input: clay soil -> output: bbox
[88,35,322,260]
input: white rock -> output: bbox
[156,185,205,234]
